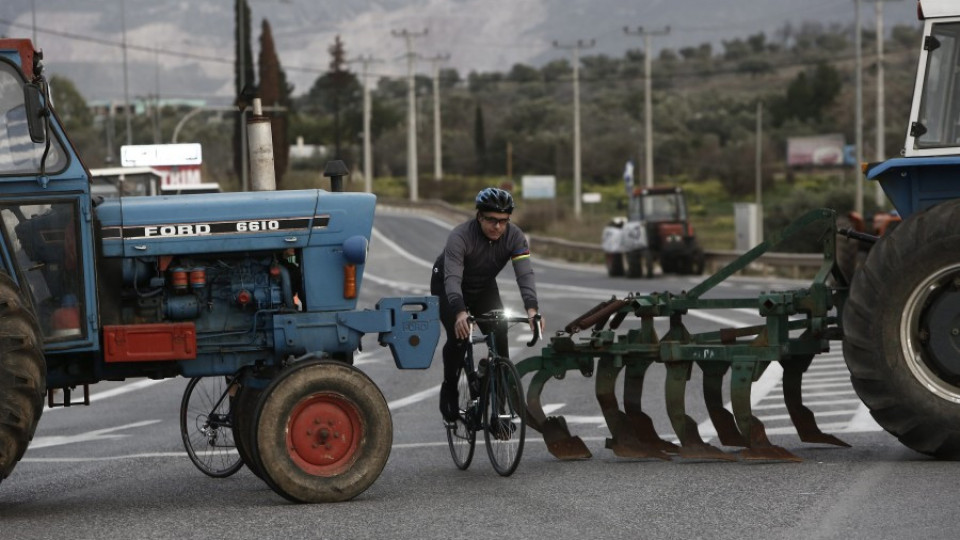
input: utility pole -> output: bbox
[756,100,764,243]
[553,38,595,219]
[30,0,37,46]
[238,0,247,191]
[854,0,864,216]
[866,0,902,208]
[120,0,133,146]
[349,55,382,193]
[392,28,428,202]
[624,25,670,188]
[153,46,161,144]
[424,53,450,181]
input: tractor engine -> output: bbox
[114,253,296,334]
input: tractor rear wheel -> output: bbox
[253,359,392,503]
[231,384,263,479]
[0,273,46,482]
[843,199,960,458]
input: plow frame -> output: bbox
[517,208,851,462]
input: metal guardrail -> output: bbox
[384,198,825,278]
[528,236,824,279]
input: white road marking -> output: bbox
[44,379,169,412]
[30,419,162,449]
[370,227,435,269]
[388,384,442,410]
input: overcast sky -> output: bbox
[0,0,922,102]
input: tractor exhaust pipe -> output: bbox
[247,98,277,191]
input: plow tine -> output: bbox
[730,361,802,462]
[623,360,679,455]
[665,362,736,461]
[781,356,851,448]
[526,368,592,460]
[597,358,671,460]
[700,363,748,447]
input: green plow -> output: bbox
[517,208,851,462]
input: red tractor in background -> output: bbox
[602,186,705,278]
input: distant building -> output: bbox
[289,136,327,162]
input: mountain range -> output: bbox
[1,0,922,103]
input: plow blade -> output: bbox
[729,361,802,462]
[524,366,591,459]
[597,358,671,460]
[517,209,852,465]
[781,354,850,448]
[665,362,737,461]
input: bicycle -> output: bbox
[445,310,542,476]
[180,375,244,478]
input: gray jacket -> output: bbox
[435,218,538,315]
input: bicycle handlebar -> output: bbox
[467,310,543,348]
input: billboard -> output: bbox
[787,134,845,167]
[521,175,556,199]
[121,143,202,167]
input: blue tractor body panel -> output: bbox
[868,156,960,219]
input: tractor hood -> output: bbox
[95,189,376,258]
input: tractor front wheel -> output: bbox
[253,360,392,503]
[0,273,46,482]
[843,199,960,457]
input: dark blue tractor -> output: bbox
[837,2,960,458]
[0,39,440,502]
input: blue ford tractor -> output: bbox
[0,38,440,502]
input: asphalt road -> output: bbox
[2,208,957,540]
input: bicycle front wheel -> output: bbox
[446,367,476,470]
[482,360,526,476]
[180,376,244,478]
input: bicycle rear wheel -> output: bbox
[180,376,244,478]
[446,367,476,470]
[482,360,526,476]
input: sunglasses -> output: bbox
[479,215,510,226]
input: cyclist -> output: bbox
[431,187,545,423]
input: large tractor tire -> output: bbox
[231,384,264,479]
[252,359,392,503]
[0,273,46,482]
[843,199,960,458]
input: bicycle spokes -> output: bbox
[483,361,526,476]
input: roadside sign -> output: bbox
[121,143,202,167]
[521,175,556,199]
[582,192,602,204]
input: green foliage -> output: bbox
[770,62,842,126]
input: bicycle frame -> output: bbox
[463,311,541,414]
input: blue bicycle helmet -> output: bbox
[475,187,515,214]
